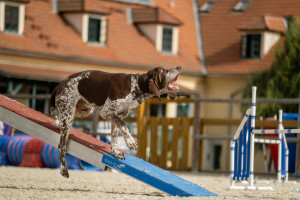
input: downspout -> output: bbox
[192,0,207,75]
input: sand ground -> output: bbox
[0,166,299,200]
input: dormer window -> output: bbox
[233,0,250,12]
[199,1,216,13]
[132,8,181,55]
[0,2,25,35]
[241,34,261,59]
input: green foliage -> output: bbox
[243,17,300,117]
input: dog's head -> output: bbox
[147,66,182,101]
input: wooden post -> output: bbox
[92,109,99,137]
[192,94,201,172]
[181,118,190,170]
[161,117,169,169]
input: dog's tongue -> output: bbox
[168,75,179,91]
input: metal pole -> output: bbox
[277,109,283,182]
[295,99,300,175]
[249,86,256,187]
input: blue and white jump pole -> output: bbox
[229,86,297,190]
[249,86,256,188]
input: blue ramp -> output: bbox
[102,153,217,197]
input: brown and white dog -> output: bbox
[50,66,182,178]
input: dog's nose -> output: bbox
[176,66,182,72]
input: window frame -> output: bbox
[156,25,179,55]
[83,14,107,46]
[233,0,250,12]
[0,1,25,35]
[4,4,19,33]
[88,17,101,43]
[199,1,216,13]
[241,33,262,59]
[161,26,173,53]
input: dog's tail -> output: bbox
[50,87,59,127]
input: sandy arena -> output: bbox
[0,166,299,200]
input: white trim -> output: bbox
[156,24,163,52]
[82,13,89,42]
[18,4,25,35]
[172,26,179,55]
[0,2,4,31]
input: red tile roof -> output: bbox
[198,0,300,75]
[238,16,286,32]
[0,0,203,78]
[132,7,182,25]
[264,16,286,32]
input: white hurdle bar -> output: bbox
[254,138,281,144]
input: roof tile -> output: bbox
[0,0,203,77]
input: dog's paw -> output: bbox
[112,150,126,160]
[167,91,177,100]
[60,168,69,178]
[125,136,138,151]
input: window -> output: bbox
[199,1,216,13]
[162,27,173,52]
[155,25,178,54]
[241,34,261,58]
[88,17,101,42]
[115,0,152,5]
[0,2,25,35]
[4,5,19,32]
[84,15,106,45]
[233,0,250,12]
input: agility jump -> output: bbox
[0,94,217,197]
[230,86,298,190]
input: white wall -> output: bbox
[261,31,281,56]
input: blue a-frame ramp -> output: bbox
[0,94,217,197]
[102,153,217,197]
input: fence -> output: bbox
[4,93,300,172]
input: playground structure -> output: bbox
[0,94,217,197]
[230,86,299,190]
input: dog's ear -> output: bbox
[149,79,161,101]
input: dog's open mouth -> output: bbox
[168,75,179,91]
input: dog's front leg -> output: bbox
[111,115,138,154]
[110,123,125,159]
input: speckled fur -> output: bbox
[50,67,182,178]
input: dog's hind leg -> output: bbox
[56,96,78,178]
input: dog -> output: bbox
[50,66,182,178]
